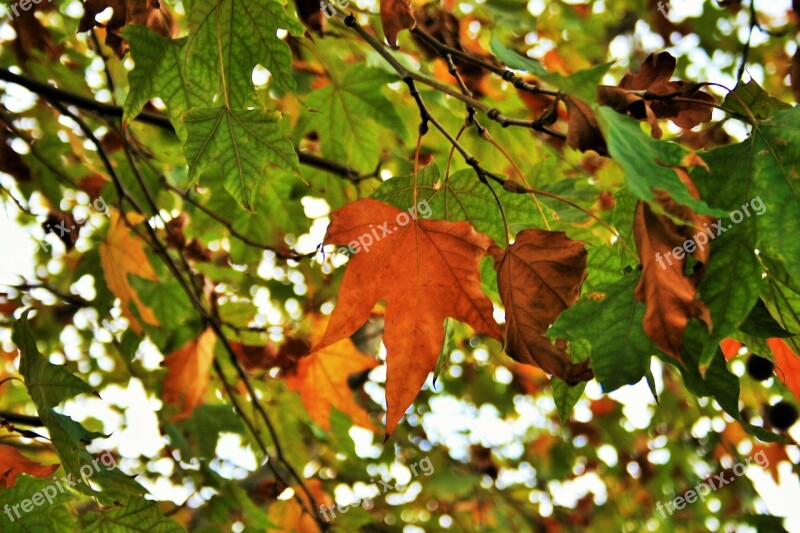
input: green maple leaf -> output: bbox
[692,105,800,365]
[12,311,144,499]
[305,66,406,172]
[123,25,201,140]
[183,0,303,107]
[183,107,300,209]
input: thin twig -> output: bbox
[410,27,559,97]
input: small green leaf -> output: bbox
[305,66,405,172]
[721,80,791,121]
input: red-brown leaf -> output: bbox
[565,97,608,155]
[491,230,592,384]
[380,0,416,48]
[599,52,715,131]
[0,445,59,488]
[633,170,713,359]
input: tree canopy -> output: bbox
[1,0,800,531]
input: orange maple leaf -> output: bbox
[767,338,800,403]
[491,230,592,384]
[0,444,59,488]
[162,328,216,420]
[285,315,379,430]
[313,198,502,434]
[99,210,159,335]
[720,338,744,361]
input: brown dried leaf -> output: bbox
[0,127,30,182]
[633,169,713,360]
[492,230,592,384]
[10,9,61,63]
[380,0,416,48]
[565,97,608,156]
[599,52,715,131]
[229,340,279,372]
[294,0,325,33]
[43,211,84,251]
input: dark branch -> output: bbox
[0,411,43,427]
[0,67,362,181]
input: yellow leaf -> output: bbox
[285,315,379,431]
[162,328,216,420]
[99,210,159,334]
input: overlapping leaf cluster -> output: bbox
[1,0,800,531]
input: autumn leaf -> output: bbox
[634,170,713,360]
[99,210,159,335]
[767,338,800,402]
[491,230,592,384]
[381,0,416,48]
[565,97,608,155]
[284,315,378,430]
[294,0,325,33]
[720,338,744,361]
[162,328,216,420]
[412,5,491,96]
[0,445,59,488]
[78,0,177,57]
[313,198,502,434]
[10,8,61,63]
[266,479,331,532]
[598,52,715,133]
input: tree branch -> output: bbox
[0,67,362,181]
[0,411,43,427]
